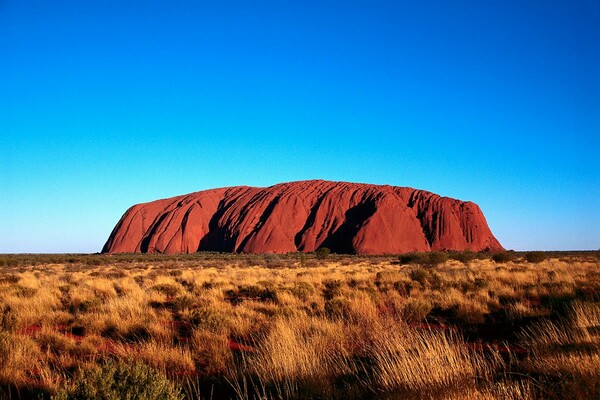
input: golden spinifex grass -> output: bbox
[0,253,598,399]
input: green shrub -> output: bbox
[315,247,331,260]
[492,252,514,263]
[525,251,546,263]
[299,253,307,267]
[291,282,315,301]
[399,252,448,266]
[449,251,476,265]
[172,295,196,311]
[398,252,425,265]
[76,297,103,313]
[53,360,183,400]
[189,308,229,333]
[425,252,448,266]
[85,257,103,266]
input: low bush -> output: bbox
[315,247,331,260]
[76,297,103,313]
[171,295,196,311]
[449,250,476,265]
[425,252,448,266]
[188,308,230,333]
[398,252,448,266]
[324,298,351,319]
[398,252,425,265]
[492,252,515,263]
[525,251,547,263]
[54,360,183,400]
[291,282,315,301]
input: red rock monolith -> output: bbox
[102,180,503,254]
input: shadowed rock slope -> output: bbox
[102,180,504,255]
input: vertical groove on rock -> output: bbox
[294,187,334,250]
[236,196,280,253]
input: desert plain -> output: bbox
[0,251,598,399]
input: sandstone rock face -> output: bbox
[102,180,504,255]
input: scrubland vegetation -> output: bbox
[0,251,598,399]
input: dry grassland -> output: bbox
[0,252,598,399]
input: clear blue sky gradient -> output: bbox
[1,1,599,253]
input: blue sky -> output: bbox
[1,1,599,253]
